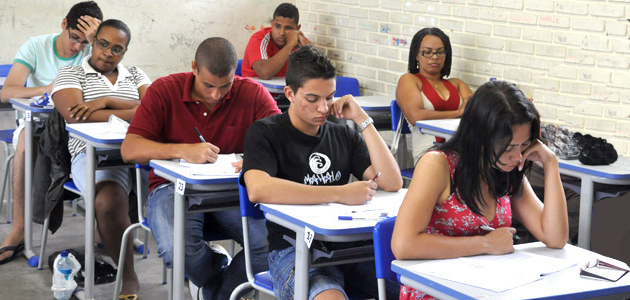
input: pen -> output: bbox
[480,225,521,240]
[372,172,381,182]
[194,127,207,143]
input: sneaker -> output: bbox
[208,243,232,267]
[189,279,202,300]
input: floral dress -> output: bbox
[400,151,512,300]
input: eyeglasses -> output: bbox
[580,259,629,282]
[68,31,90,46]
[420,49,446,58]
[94,38,127,56]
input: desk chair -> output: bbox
[236,59,243,77]
[36,180,81,270]
[373,216,397,300]
[390,100,414,179]
[335,76,360,97]
[229,174,275,300]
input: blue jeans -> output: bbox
[269,246,400,300]
[147,183,269,300]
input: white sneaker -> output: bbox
[188,279,202,300]
[208,243,232,266]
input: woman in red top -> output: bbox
[396,27,473,161]
[392,80,568,300]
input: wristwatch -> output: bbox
[357,117,374,132]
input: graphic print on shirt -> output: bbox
[304,152,341,185]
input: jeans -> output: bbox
[269,246,400,300]
[147,183,269,300]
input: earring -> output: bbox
[416,60,419,69]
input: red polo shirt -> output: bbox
[127,72,281,191]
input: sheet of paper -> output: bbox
[408,251,576,292]
[180,153,238,176]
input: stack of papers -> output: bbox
[180,153,238,177]
[408,251,576,292]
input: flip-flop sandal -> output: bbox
[118,294,139,300]
[0,243,24,265]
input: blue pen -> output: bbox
[338,212,387,221]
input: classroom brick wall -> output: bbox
[296,0,630,156]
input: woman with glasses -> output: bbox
[396,27,473,162]
[51,19,150,300]
[392,81,568,300]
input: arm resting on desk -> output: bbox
[244,169,378,206]
[251,30,305,79]
[0,63,50,102]
[121,133,220,165]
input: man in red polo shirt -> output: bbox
[241,2,311,79]
[121,37,280,300]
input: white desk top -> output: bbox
[352,95,392,111]
[393,242,630,300]
[260,189,407,236]
[66,122,126,146]
[248,77,286,89]
[149,159,239,187]
[416,118,630,180]
[9,97,54,113]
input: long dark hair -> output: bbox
[438,80,540,215]
[407,27,452,78]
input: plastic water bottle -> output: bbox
[51,251,79,300]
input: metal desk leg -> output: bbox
[174,192,186,299]
[294,231,310,299]
[577,177,595,250]
[85,145,96,300]
[23,115,36,261]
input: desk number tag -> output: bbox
[175,178,185,195]
[304,226,314,249]
[26,111,32,121]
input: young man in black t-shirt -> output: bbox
[242,45,403,300]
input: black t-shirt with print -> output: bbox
[242,112,372,251]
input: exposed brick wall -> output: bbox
[297,0,630,155]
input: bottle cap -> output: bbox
[60,250,69,257]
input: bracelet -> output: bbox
[357,117,374,132]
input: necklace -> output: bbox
[427,79,440,89]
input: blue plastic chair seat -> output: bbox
[401,168,414,178]
[63,180,81,195]
[0,129,14,143]
[254,271,274,291]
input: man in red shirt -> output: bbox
[241,2,311,79]
[121,37,280,300]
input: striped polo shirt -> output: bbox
[51,55,151,160]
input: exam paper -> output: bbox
[408,251,576,292]
[180,153,238,176]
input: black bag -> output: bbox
[48,249,117,286]
[573,133,618,165]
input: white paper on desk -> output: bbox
[408,251,576,292]
[107,114,130,134]
[180,153,237,176]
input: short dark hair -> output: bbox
[65,1,103,30]
[438,80,540,215]
[286,45,336,93]
[95,19,131,46]
[194,37,237,77]
[273,3,299,24]
[408,27,452,78]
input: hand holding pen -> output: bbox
[183,127,219,163]
[480,225,518,255]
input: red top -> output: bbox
[127,72,281,191]
[242,27,288,78]
[415,73,461,111]
[400,151,512,300]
